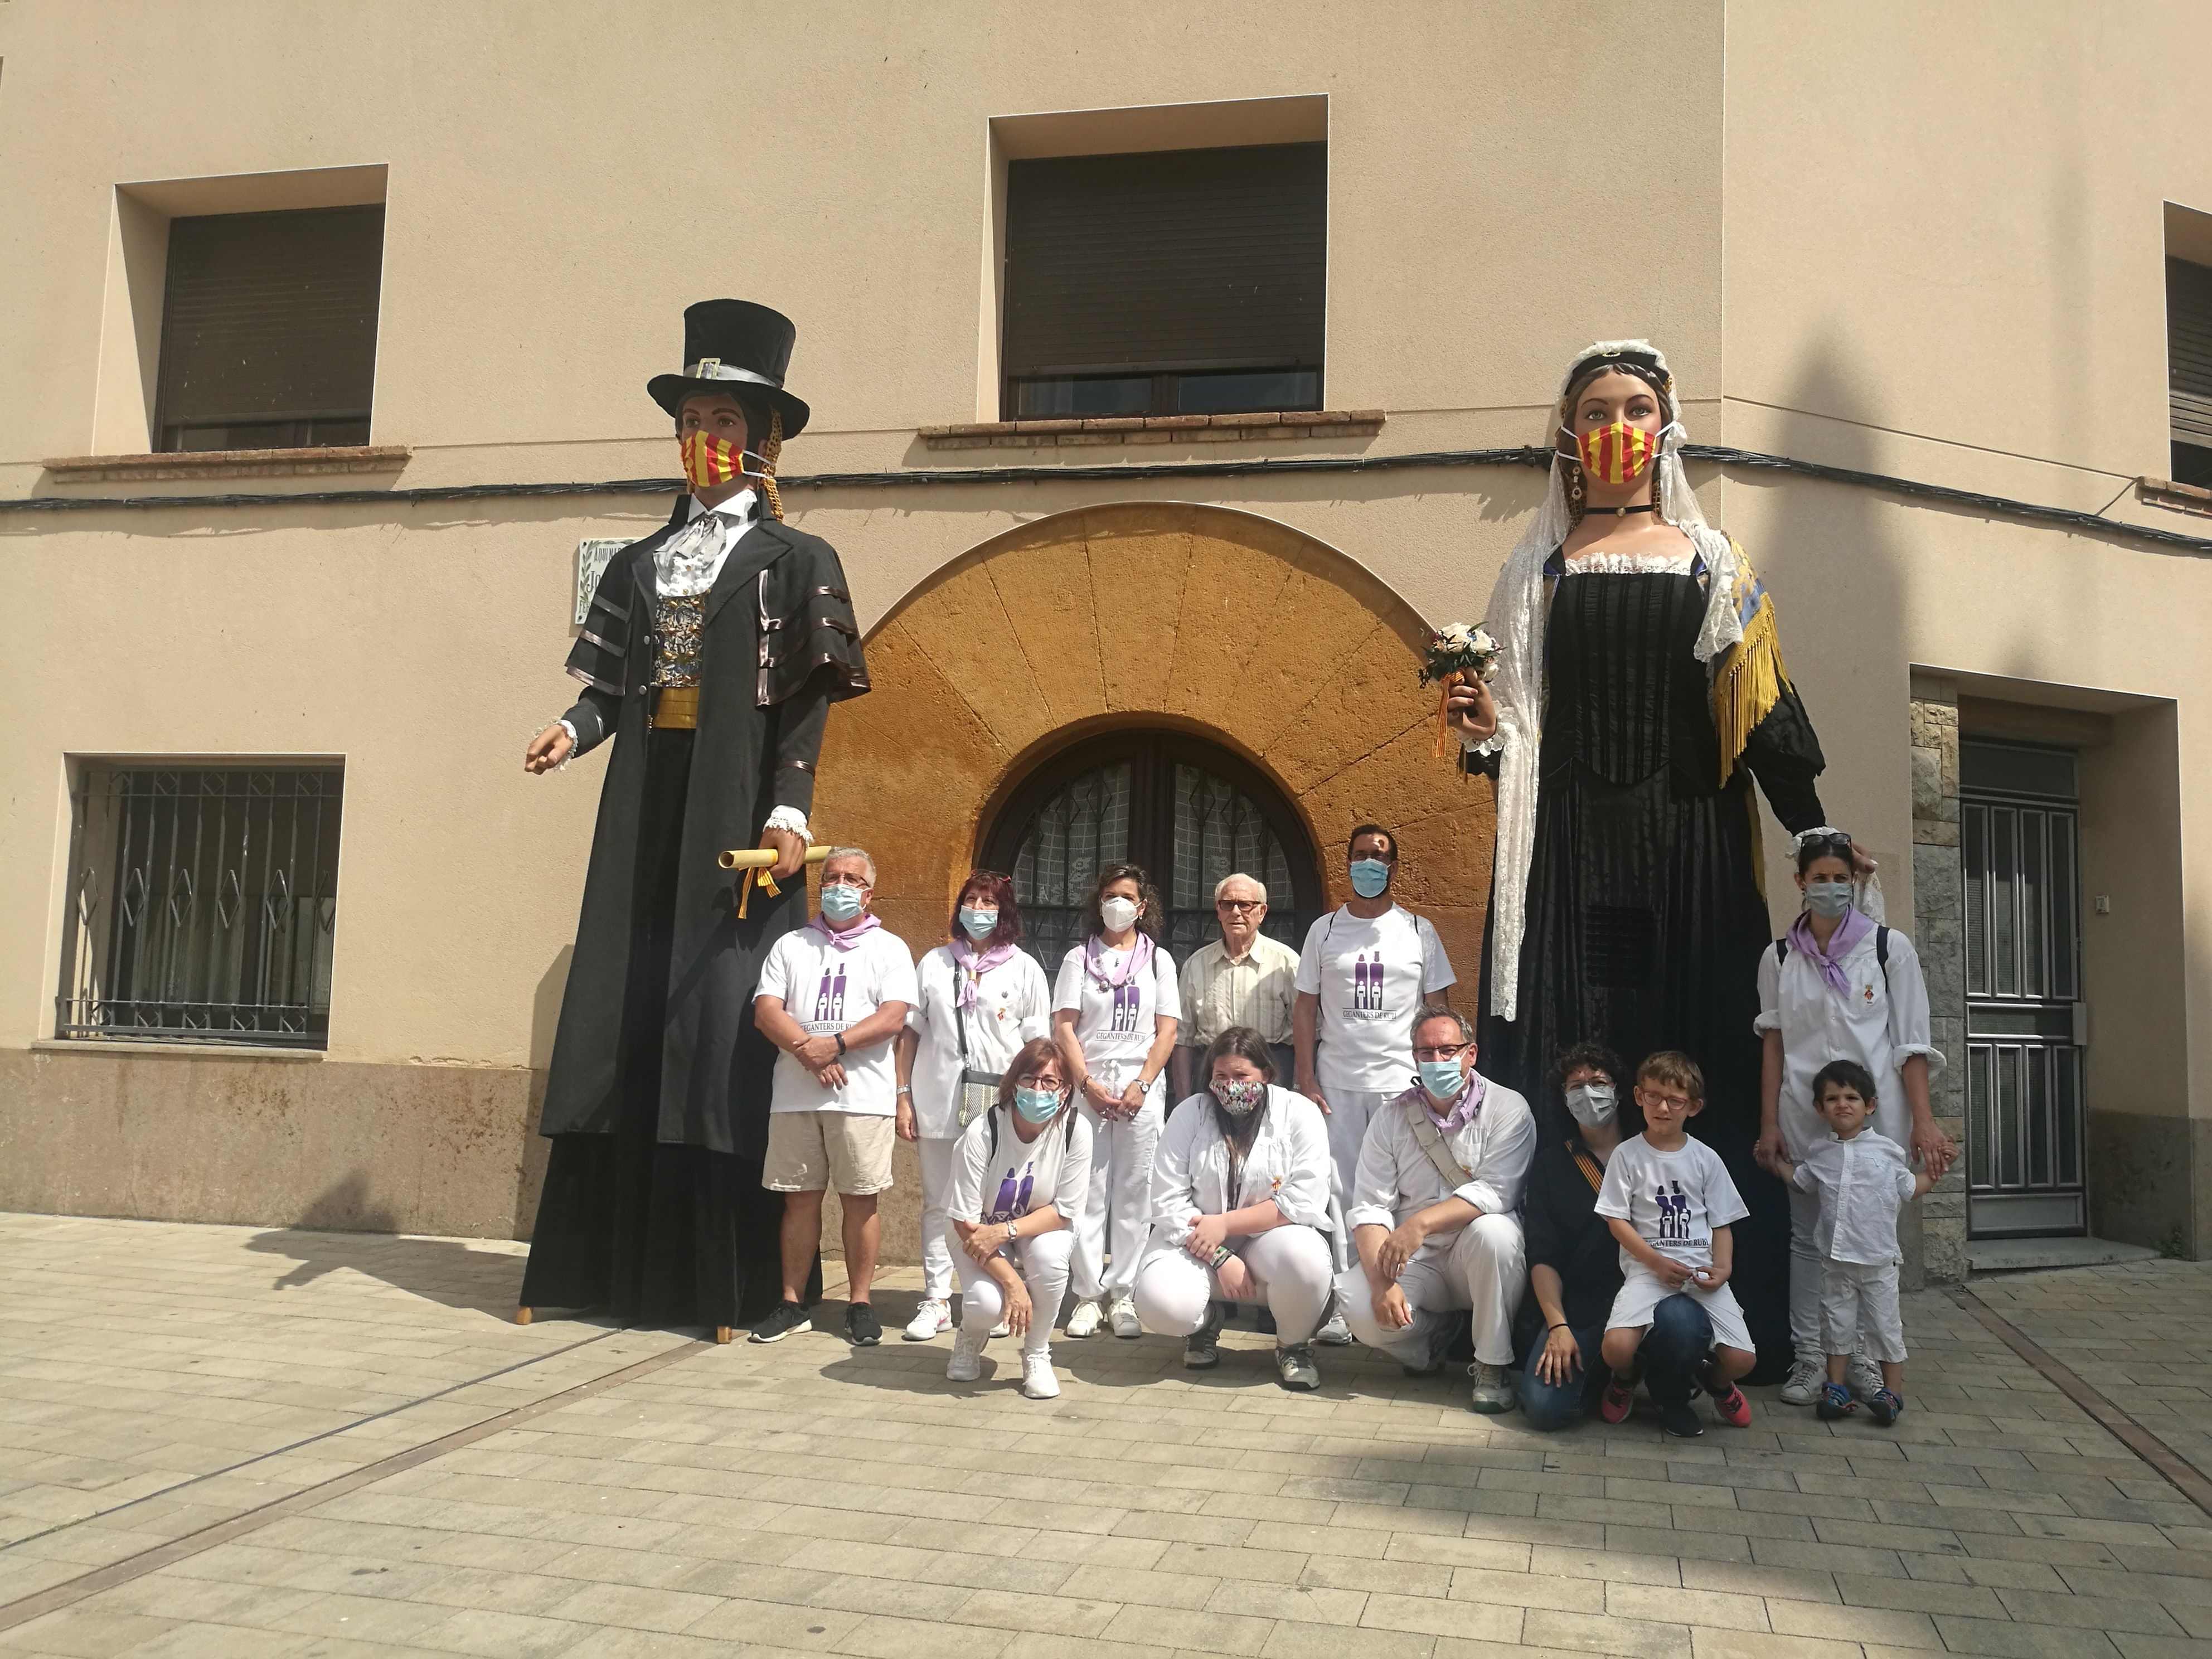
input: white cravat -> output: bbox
[653,488,758,597]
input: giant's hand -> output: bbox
[1444,677,1498,746]
[762,826,808,881]
[525,723,573,775]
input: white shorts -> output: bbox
[1821,1258,1906,1364]
[1605,1264,1753,1355]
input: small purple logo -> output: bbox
[813,964,847,1024]
[1109,981,1139,1035]
[1348,952,1385,1015]
[986,1166,1034,1225]
[1654,1180,1690,1241]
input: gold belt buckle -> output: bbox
[652,686,700,729]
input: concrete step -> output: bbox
[1967,1234,2162,1275]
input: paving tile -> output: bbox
[1521,1608,1694,1659]
[1604,1582,1768,1632]
[1765,1598,1943,1647]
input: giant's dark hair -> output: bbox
[1080,862,1163,943]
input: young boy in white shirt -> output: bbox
[1593,1051,1757,1437]
[1768,1059,1931,1427]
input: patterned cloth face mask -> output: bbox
[1211,1078,1266,1117]
[1561,419,1670,487]
[680,429,766,491]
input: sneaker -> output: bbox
[845,1303,882,1346]
[748,1300,811,1343]
[1021,1352,1061,1399]
[1706,1379,1753,1429]
[902,1299,951,1342]
[1064,1299,1103,1339]
[1817,1380,1856,1421]
[1108,1296,1142,1339]
[1314,1306,1354,1347]
[1185,1303,1223,1369]
[1660,1399,1704,1438]
[1778,1356,1826,1407]
[1467,1361,1516,1415]
[1599,1374,1634,1424]
[1847,1355,1884,1401]
[1867,1387,1903,1428]
[945,1324,988,1382]
[989,1319,1012,1338]
[1276,1343,1321,1392]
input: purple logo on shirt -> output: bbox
[1653,1180,1691,1241]
[812,964,847,1024]
[1347,952,1385,1016]
[986,1165,1033,1225]
[1110,981,1139,1035]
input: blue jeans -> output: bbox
[1518,1294,1715,1430]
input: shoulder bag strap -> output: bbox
[1402,1096,1473,1188]
[1569,1139,1605,1195]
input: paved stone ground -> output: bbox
[6,1214,2212,1658]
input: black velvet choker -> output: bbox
[1580,503,1655,517]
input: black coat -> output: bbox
[540,500,869,1153]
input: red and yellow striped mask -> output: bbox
[1567,420,1661,487]
[680,429,755,491]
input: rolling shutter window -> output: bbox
[1002,143,1326,382]
[156,205,385,450]
[2165,256,2212,447]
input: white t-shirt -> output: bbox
[1593,1133,1749,1274]
[905,945,1053,1140]
[754,923,919,1116]
[947,1104,1094,1226]
[1052,939,1181,1083]
[1293,905,1457,1095]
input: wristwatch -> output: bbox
[835,1034,847,1056]
[895,1085,913,1097]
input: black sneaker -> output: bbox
[1660,1399,1704,1438]
[748,1300,811,1343]
[845,1302,882,1346]
[1185,1302,1223,1369]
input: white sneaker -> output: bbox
[1021,1352,1061,1399]
[1779,1356,1826,1406]
[1108,1296,1142,1339]
[989,1318,1012,1338]
[1847,1356,1884,1401]
[903,1299,951,1342]
[1468,1361,1516,1415]
[1314,1308,1354,1347]
[945,1325,988,1382]
[1064,1299,1103,1339]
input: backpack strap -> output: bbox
[1774,937,1789,964]
[1402,1095,1473,1189]
[1876,924,1890,973]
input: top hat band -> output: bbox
[686,358,779,389]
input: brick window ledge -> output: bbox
[2138,476,2212,518]
[919,411,1382,453]
[42,445,411,483]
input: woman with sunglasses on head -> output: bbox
[1132,1027,1336,1391]
[894,870,1053,1343]
[1754,827,1952,1408]
[944,1039,1093,1399]
[1443,340,1841,1372]
[1052,862,1181,1340]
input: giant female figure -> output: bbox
[1447,341,1829,1366]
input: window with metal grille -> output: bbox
[1000,143,1326,421]
[2166,255,2212,487]
[155,205,385,453]
[56,767,344,1047]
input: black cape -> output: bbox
[1474,556,1825,1379]
[540,499,869,1155]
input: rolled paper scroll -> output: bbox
[720,842,832,917]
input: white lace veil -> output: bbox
[1476,340,1749,1021]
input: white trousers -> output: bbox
[915,1136,959,1303]
[1321,1089,1396,1272]
[1819,1258,1907,1365]
[1131,1226,1335,1344]
[1069,1080,1163,1303]
[953,1228,1074,1359]
[1791,1185,1891,1364]
[1336,1211,1526,1366]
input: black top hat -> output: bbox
[647,299,811,438]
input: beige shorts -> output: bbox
[763,1110,896,1195]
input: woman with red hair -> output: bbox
[894,870,1053,1342]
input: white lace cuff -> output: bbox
[1460,725,1506,756]
[555,719,577,772]
[764,805,811,842]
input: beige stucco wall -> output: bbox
[2,2,2208,1255]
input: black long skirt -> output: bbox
[519,728,809,1330]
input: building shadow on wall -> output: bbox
[244,1172,529,1317]
[510,946,572,1240]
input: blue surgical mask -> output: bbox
[1013,1086,1061,1124]
[1418,1059,1467,1101]
[820,883,866,924]
[1349,858,1391,899]
[1803,880,1852,920]
[958,906,998,940]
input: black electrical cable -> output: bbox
[4,443,2207,555]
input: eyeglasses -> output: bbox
[821,874,870,889]
[1216,899,1264,913]
[1413,1042,1472,1062]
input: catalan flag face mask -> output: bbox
[1562,419,1666,487]
[680,429,766,491]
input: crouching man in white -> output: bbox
[1337,1006,1537,1413]
[1132,1027,1337,1391]
[945,1039,1094,1399]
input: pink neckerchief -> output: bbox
[951,937,1018,1009]
[1786,905,1873,1000]
[811,913,882,953]
[1083,931,1154,990]
[1396,1072,1488,1137]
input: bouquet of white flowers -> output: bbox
[1420,622,1500,757]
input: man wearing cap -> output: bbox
[517,300,870,1340]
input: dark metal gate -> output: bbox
[1961,740,2085,1238]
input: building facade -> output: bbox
[4,2,2210,1284]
